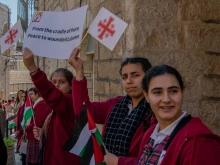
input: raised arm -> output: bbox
[69,48,119,124]
[23,48,74,120]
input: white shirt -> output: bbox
[150,111,187,147]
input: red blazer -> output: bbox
[25,99,51,140]
[31,70,81,165]
[72,78,157,163]
[119,117,220,165]
[16,104,25,139]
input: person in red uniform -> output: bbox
[135,65,220,165]
[68,48,156,164]
[25,87,51,165]
[23,48,81,165]
[16,92,26,165]
[14,90,25,114]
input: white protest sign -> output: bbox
[88,7,128,51]
[23,5,88,59]
[0,20,23,54]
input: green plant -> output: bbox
[3,138,16,148]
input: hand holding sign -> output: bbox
[68,48,84,81]
[23,5,88,59]
[23,48,38,74]
[68,48,82,70]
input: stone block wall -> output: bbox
[9,71,34,93]
[36,0,220,134]
[0,56,7,100]
[0,3,10,100]
[131,0,220,134]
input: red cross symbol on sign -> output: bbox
[5,29,18,45]
[97,16,116,40]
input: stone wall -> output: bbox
[130,0,220,135]
[37,0,220,134]
[0,55,8,100]
[0,2,10,100]
[0,2,9,35]
[9,70,34,93]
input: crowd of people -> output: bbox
[0,47,219,165]
[0,90,25,164]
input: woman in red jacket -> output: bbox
[14,90,25,114]
[137,64,220,165]
[25,87,51,165]
[23,48,81,165]
[15,92,26,165]
[69,48,155,164]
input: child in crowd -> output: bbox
[23,48,81,165]
[68,48,156,164]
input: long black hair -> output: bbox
[15,90,25,104]
[119,57,152,75]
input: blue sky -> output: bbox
[0,0,17,25]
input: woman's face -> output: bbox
[144,74,184,126]
[121,64,145,100]
[51,72,72,94]
[20,93,25,102]
[29,91,39,102]
[18,92,24,100]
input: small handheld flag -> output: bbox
[20,91,34,130]
[0,20,23,54]
[63,104,106,165]
[8,115,17,128]
[88,7,128,51]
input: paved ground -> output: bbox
[14,151,22,165]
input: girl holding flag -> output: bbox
[25,87,51,165]
[16,91,27,165]
[68,48,156,164]
[23,48,81,165]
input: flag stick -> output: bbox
[78,32,88,48]
[27,89,36,127]
[31,101,36,127]
[102,142,108,154]
[32,111,36,126]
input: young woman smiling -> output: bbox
[137,64,220,165]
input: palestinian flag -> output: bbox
[63,104,106,165]
[8,115,17,128]
[20,92,34,130]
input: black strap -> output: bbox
[164,114,192,151]
[7,115,17,121]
